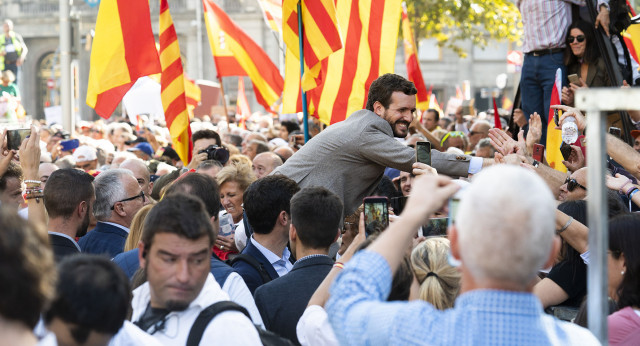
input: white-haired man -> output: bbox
[326,166,598,345]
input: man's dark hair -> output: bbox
[365,73,417,111]
[164,173,221,219]
[250,140,270,155]
[0,161,22,191]
[243,175,300,234]
[44,255,131,343]
[150,169,180,201]
[426,108,440,122]
[290,187,343,249]
[141,193,215,254]
[44,169,95,219]
[280,121,300,134]
[192,129,222,147]
[227,134,243,147]
[0,208,55,329]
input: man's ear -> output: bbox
[113,203,126,217]
[289,223,297,243]
[373,101,385,117]
[148,181,154,192]
[77,200,87,219]
[278,211,288,226]
[138,242,147,268]
[210,215,219,239]
[543,236,562,269]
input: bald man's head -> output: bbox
[252,152,283,179]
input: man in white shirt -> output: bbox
[132,194,260,345]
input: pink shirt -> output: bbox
[517,0,585,53]
[609,306,640,346]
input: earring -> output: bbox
[621,271,625,275]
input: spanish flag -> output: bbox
[282,0,342,90]
[401,2,428,111]
[546,68,567,172]
[86,0,161,118]
[236,78,251,130]
[203,0,283,112]
[283,0,402,125]
[160,0,192,165]
[256,0,283,34]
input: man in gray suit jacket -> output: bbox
[273,73,486,216]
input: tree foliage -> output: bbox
[407,0,523,57]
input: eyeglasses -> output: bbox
[564,177,587,192]
[440,131,466,146]
[567,35,585,44]
[342,221,356,234]
[111,191,145,210]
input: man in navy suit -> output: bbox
[44,169,95,262]
[253,187,342,344]
[79,169,145,258]
[232,175,300,294]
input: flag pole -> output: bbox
[297,1,310,142]
[218,76,231,131]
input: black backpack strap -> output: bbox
[186,301,251,346]
[229,254,273,284]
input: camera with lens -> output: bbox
[199,145,230,165]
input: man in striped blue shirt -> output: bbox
[326,165,599,345]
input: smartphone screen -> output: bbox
[423,217,449,237]
[560,141,572,161]
[363,196,389,237]
[447,197,461,229]
[416,141,431,165]
[568,74,580,85]
[554,109,562,127]
[532,143,545,162]
[6,129,31,151]
[609,127,622,138]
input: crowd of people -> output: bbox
[2,1,640,345]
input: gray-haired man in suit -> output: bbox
[273,73,490,216]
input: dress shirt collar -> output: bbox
[295,254,330,264]
[100,221,130,234]
[250,235,291,266]
[455,289,543,316]
[48,231,81,251]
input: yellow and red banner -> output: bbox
[283,0,402,125]
[160,0,192,165]
[236,78,251,130]
[282,0,342,90]
[546,68,567,172]
[401,2,429,110]
[86,0,161,118]
[203,0,283,112]
[184,76,201,118]
[256,0,283,34]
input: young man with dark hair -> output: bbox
[189,129,223,169]
[0,160,23,208]
[254,187,342,343]
[279,120,300,140]
[44,169,95,261]
[44,255,157,345]
[132,194,260,344]
[274,73,490,217]
[232,175,300,294]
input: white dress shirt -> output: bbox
[250,236,293,277]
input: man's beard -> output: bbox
[76,208,91,237]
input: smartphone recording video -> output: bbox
[447,197,461,229]
[363,196,389,237]
[609,127,622,139]
[422,217,449,237]
[416,141,431,166]
[6,129,31,151]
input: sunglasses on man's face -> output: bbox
[567,35,585,44]
[564,177,587,192]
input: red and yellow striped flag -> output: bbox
[288,0,402,125]
[401,2,429,110]
[86,0,161,118]
[256,0,283,34]
[546,68,567,172]
[203,0,283,112]
[160,0,192,165]
[282,0,342,90]
[184,76,201,119]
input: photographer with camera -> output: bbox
[187,129,229,170]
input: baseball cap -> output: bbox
[127,142,154,158]
[72,145,97,163]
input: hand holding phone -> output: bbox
[609,127,622,138]
[560,142,572,161]
[6,129,31,151]
[532,143,545,162]
[568,74,581,86]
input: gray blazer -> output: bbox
[272,110,471,215]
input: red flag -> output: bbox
[401,2,428,110]
[236,78,251,130]
[492,97,502,129]
[546,68,566,172]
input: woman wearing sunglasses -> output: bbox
[562,20,611,107]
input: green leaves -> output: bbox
[407,0,522,57]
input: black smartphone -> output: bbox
[609,127,622,138]
[416,141,431,165]
[363,196,389,237]
[560,141,572,161]
[6,129,31,151]
[554,109,562,127]
[390,196,408,215]
[423,217,449,237]
[532,143,545,162]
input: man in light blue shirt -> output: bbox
[326,165,599,345]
